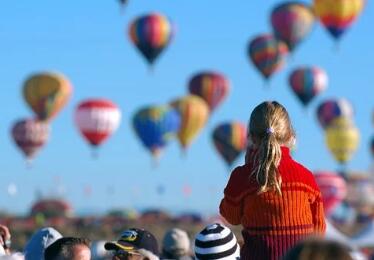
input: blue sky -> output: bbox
[0,0,373,216]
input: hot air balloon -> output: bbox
[313,0,364,41]
[289,66,328,107]
[248,34,288,80]
[345,173,374,211]
[11,119,49,162]
[188,72,230,112]
[129,13,174,67]
[23,72,72,121]
[74,99,121,152]
[212,122,247,167]
[317,98,354,129]
[170,95,209,151]
[132,105,181,158]
[271,2,315,52]
[325,117,360,165]
[314,171,347,216]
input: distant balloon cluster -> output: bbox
[10,0,367,171]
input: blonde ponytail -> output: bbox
[248,101,295,195]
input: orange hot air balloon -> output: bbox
[170,95,209,150]
[23,72,72,121]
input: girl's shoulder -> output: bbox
[224,165,258,199]
[280,158,319,190]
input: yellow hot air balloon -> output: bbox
[170,95,209,150]
[325,117,360,164]
[23,72,72,121]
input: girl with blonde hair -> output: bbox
[220,101,325,260]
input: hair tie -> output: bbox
[266,127,275,134]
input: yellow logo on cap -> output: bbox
[121,230,138,242]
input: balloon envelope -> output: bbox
[75,99,121,147]
[132,105,181,157]
[248,34,288,80]
[212,122,247,166]
[129,13,174,65]
[314,171,347,216]
[313,0,364,40]
[317,98,354,129]
[289,66,328,107]
[271,2,315,52]
[325,117,360,164]
[170,95,209,150]
[188,71,230,112]
[23,72,72,121]
[11,119,49,160]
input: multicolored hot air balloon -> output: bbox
[132,105,181,158]
[317,98,354,129]
[313,0,364,40]
[271,2,315,52]
[74,99,121,149]
[289,66,328,107]
[188,72,230,112]
[11,119,49,162]
[129,13,174,66]
[23,72,72,121]
[170,95,209,150]
[314,171,347,216]
[325,117,360,165]
[248,34,288,80]
[345,173,374,211]
[212,122,247,167]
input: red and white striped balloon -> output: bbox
[75,99,121,147]
[314,171,347,216]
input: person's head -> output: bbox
[162,228,190,259]
[105,228,159,260]
[24,227,62,260]
[248,101,295,194]
[44,237,91,260]
[283,238,353,260]
[194,223,240,260]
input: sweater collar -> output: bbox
[281,146,291,159]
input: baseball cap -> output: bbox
[104,228,159,256]
[162,228,190,257]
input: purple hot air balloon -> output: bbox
[316,98,354,129]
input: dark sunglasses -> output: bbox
[112,249,149,260]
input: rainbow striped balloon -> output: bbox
[271,2,315,52]
[289,66,328,107]
[314,0,364,40]
[248,34,288,80]
[212,122,247,167]
[129,13,174,65]
[188,71,230,112]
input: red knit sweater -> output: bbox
[219,147,326,260]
